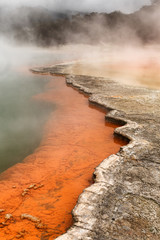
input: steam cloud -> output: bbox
[0,0,151,13]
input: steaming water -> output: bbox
[0,41,81,173]
[0,41,159,173]
[0,41,86,173]
[0,46,55,172]
[64,45,160,90]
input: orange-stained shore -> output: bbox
[0,74,126,240]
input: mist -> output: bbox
[0,0,160,88]
[0,0,159,48]
[0,0,151,13]
[0,0,159,89]
[0,1,159,238]
[0,0,159,176]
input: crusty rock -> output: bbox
[16,234,22,239]
[5,213,13,220]
[34,184,44,190]
[0,209,5,213]
[35,222,46,229]
[28,184,36,189]
[32,64,160,240]
[21,191,28,197]
[21,214,41,223]
[16,230,26,238]
[0,222,8,228]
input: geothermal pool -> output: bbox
[0,44,126,239]
[0,43,81,173]
[0,43,159,239]
[0,75,125,239]
[0,69,53,172]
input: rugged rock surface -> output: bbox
[32,65,160,240]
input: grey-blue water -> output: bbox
[0,41,71,173]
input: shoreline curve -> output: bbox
[31,64,160,240]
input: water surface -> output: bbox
[0,42,83,172]
[0,45,56,172]
[0,42,139,239]
[0,75,126,240]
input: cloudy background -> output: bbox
[0,0,151,13]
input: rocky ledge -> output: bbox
[32,65,160,240]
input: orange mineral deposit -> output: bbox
[0,74,126,240]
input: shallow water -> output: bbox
[2,42,159,239]
[0,73,126,239]
[0,46,56,173]
[0,70,53,172]
[0,43,128,239]
[0,42,82,172]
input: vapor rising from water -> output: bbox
[63,44,160,89]
[0,0,151,13]
[0,0,160,88]
[0,0,160,172]
[0,1,159,48]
